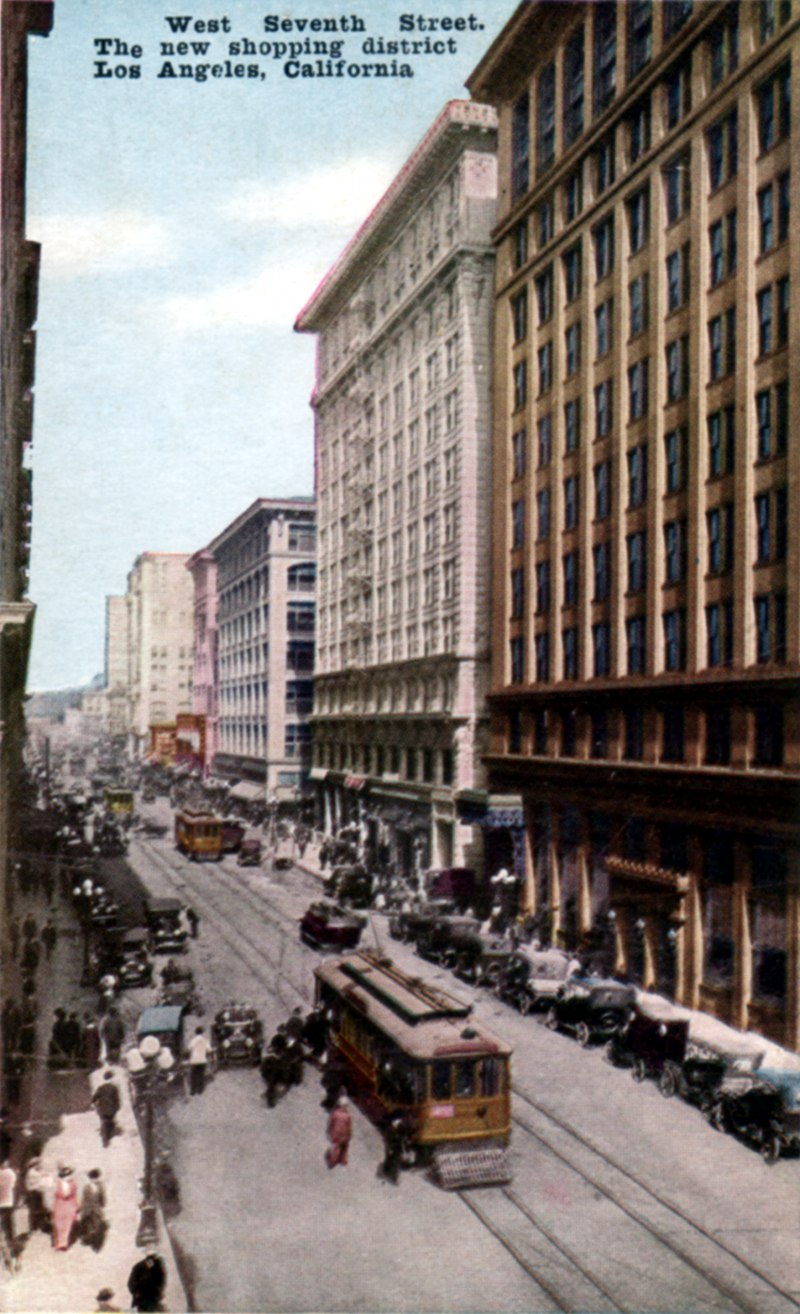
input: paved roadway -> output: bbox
[99,800,800,1314]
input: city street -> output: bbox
[98,800,800,1314]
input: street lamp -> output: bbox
[127,1036,175,1248]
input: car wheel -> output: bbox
[545,1007,560,1031]
[604,1039,619,1065]
[518,994,533,1017]
[576,1022,591,1047]
[761,1134,782,1165]
[658,1066,679,1099]
[632,1058,648,1083]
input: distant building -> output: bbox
[185,548,218,775]
[124,553,194,758]
[104,594,130,740]
[296,99,500,884]
[209,498,316,802]
[468,1,800,1046]
[0,1,54,896]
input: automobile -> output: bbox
[388,899,454,944]
[299,900,365,950]
[545,975,637,1046]
[135,1004,185,1058]
[606,1005,690,1083]
[116,928,153,988]
[237,838,263,867]
[323,866,372,909]
[212,1004,264,1067]
[144,897,189,955]
[707,1068,800,1163]
[415,914,482,967]
[221,818,246,854]
[495,946,582,1014]
[448,926,513,987]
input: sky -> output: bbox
[25,0,518,690]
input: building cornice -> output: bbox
[207,496,316,556]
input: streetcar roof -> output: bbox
[315,951,512,1060]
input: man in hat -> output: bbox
[91,1071,121,1146]
[24,1155,51,1233]
[127,1251,166,1311]
[186,1026,212,1095]
[0,1159,16,1253]
[95,1288,120,1311]
[325,1094,352,1168]
[100,1008,125,1063]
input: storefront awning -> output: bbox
[228,780,265,803]
[309,768,329,782]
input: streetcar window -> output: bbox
[431,1061,451,1100]
[480,1058,500,1097]
[454,1060,476,1098]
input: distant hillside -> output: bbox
[28,673,104,720]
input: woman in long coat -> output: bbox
[80,1168,107,1250]
[52,1165,78,1250]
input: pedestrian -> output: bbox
[127,1251,166,1312]
[22,911,36,941]
[1,999,21,1054]
[186,1026,212,1095]
[320,1051,349,1110]
[100,1008,125,1063]
[80,1168,107,1251]
[325,1094,352,1169]
[185,906,199,939]
[24,1156,51,1233]
[9,919,19,960]
[380,1112,409,1185]
[95,1287,120,1311]
[52,1164,78,1251]
[82,1015,102,1069]
[49,1008,71,1070]
[20,938,40,976]
[0,1159,16,1255]
[40,919,57,960]
[63,1011,83,1063]
[91,1072,121,1147]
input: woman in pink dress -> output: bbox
[52,1165,78,1250]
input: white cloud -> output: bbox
[221,157,396,231]
[161,257,329,332]
[32,210,173,278]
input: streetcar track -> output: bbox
[457,1191,574,1314]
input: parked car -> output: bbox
[448,927,513,986]
[116,928,153,988]
[136,1004,185,1058]
[606,1006,690,1082]
[495,946,582,1014]
[388,899,455,944]
[144,897,189,955]
[415,914,482,967]
[300,900,365,950]
[212,1004,264,1067]
[221,818,246,853]
[237,838,263,867]
[546,976,637,1046]
[324,866,372,909]
[707,1068,800,1163]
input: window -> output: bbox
[665,426,687,492]
[563,24,585,146]
[627,97,651,162]
[707,500,735,576]
[707,111,737,190]
[665,59,691,128]
[593,623,611,677]
[537,488,550,540]
[628,444,648,507]
[538,342,553,394]
[627,185,649,252]
[777,171,790,242]
[666,243,689,311]
[564,168,583,222]
[758,185,775,254]
[535,632,550,682]
[512,499,524,549]
[512,219,528,269]
[593,2,616,113]
[537,196,554,247]
[709,210,737,285]
[537,62,556,172]
[627,530,647,592]
[513,360,527,411]
[760,0,793,44]
[564,475,579,530]
[708,405,735,476]
[512,427,526,479]
[511,289,528,342]
[565,324,581,378]
[510,636,524,684]
[776,379,789,454]
[663,152,691,223]
[535,560,550,613]
[777,277,790,348]
[664,519,687,583]
[627,0,653,79]
[755,492,771,564]
[628,358,649,421]
[756,382,789,459]
[564,398,580,452]
[663,0,692,40]
[708,309,735,379]
[593,214,614,279]
[595,298,613,357]
[535,266,553,324]
[626,617,646,675]
[757,62,791,154]
[663,609,686,670]
[595,379,612,437]
[511,567,525,619]
[563,550,578,606]
[511,92,530,200]
[666,336,689,401]
[593,541,610,600]
[757,286,773,356]
[538,414,552,467]
[754,594,784,665]
[708,6,738,88]
[562,627,578,680]
[595,131,615,193]
[662,705,685,762]
[594,459,610,519]
[563,243,582,302]
[628,274,648,336]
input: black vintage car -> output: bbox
[144,897,189,955]
[606,1007,690,1082]
[300,900,365,950]
[706,1068,800,1163]
[449,927,513,987]
[388,899,455,945]
[495,946,582,1014]
[212,1004,264,1067]
[116,928,153,988]
[415,914,482,968]
[546,975,637,1046]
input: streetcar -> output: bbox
[314,949,513,1188]
[104,786,134,817]
[174,808,223,861]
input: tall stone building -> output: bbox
[185,548,218,776]
[0,0,54,895]
[104,593,129,740]
[296,100,500,884]
[124,553,194,758]
[209,498,316,800]
[468,1,800,1045]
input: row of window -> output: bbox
[315,740,455,786]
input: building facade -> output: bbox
[469,0,800,1046]
[185,548,218,775]
[0,0,53,904]
[124,553,194,757]
[296,100,501,884]
[209,498,316,799]
[104,593,129,740]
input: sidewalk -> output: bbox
[3,1068,185,1313]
